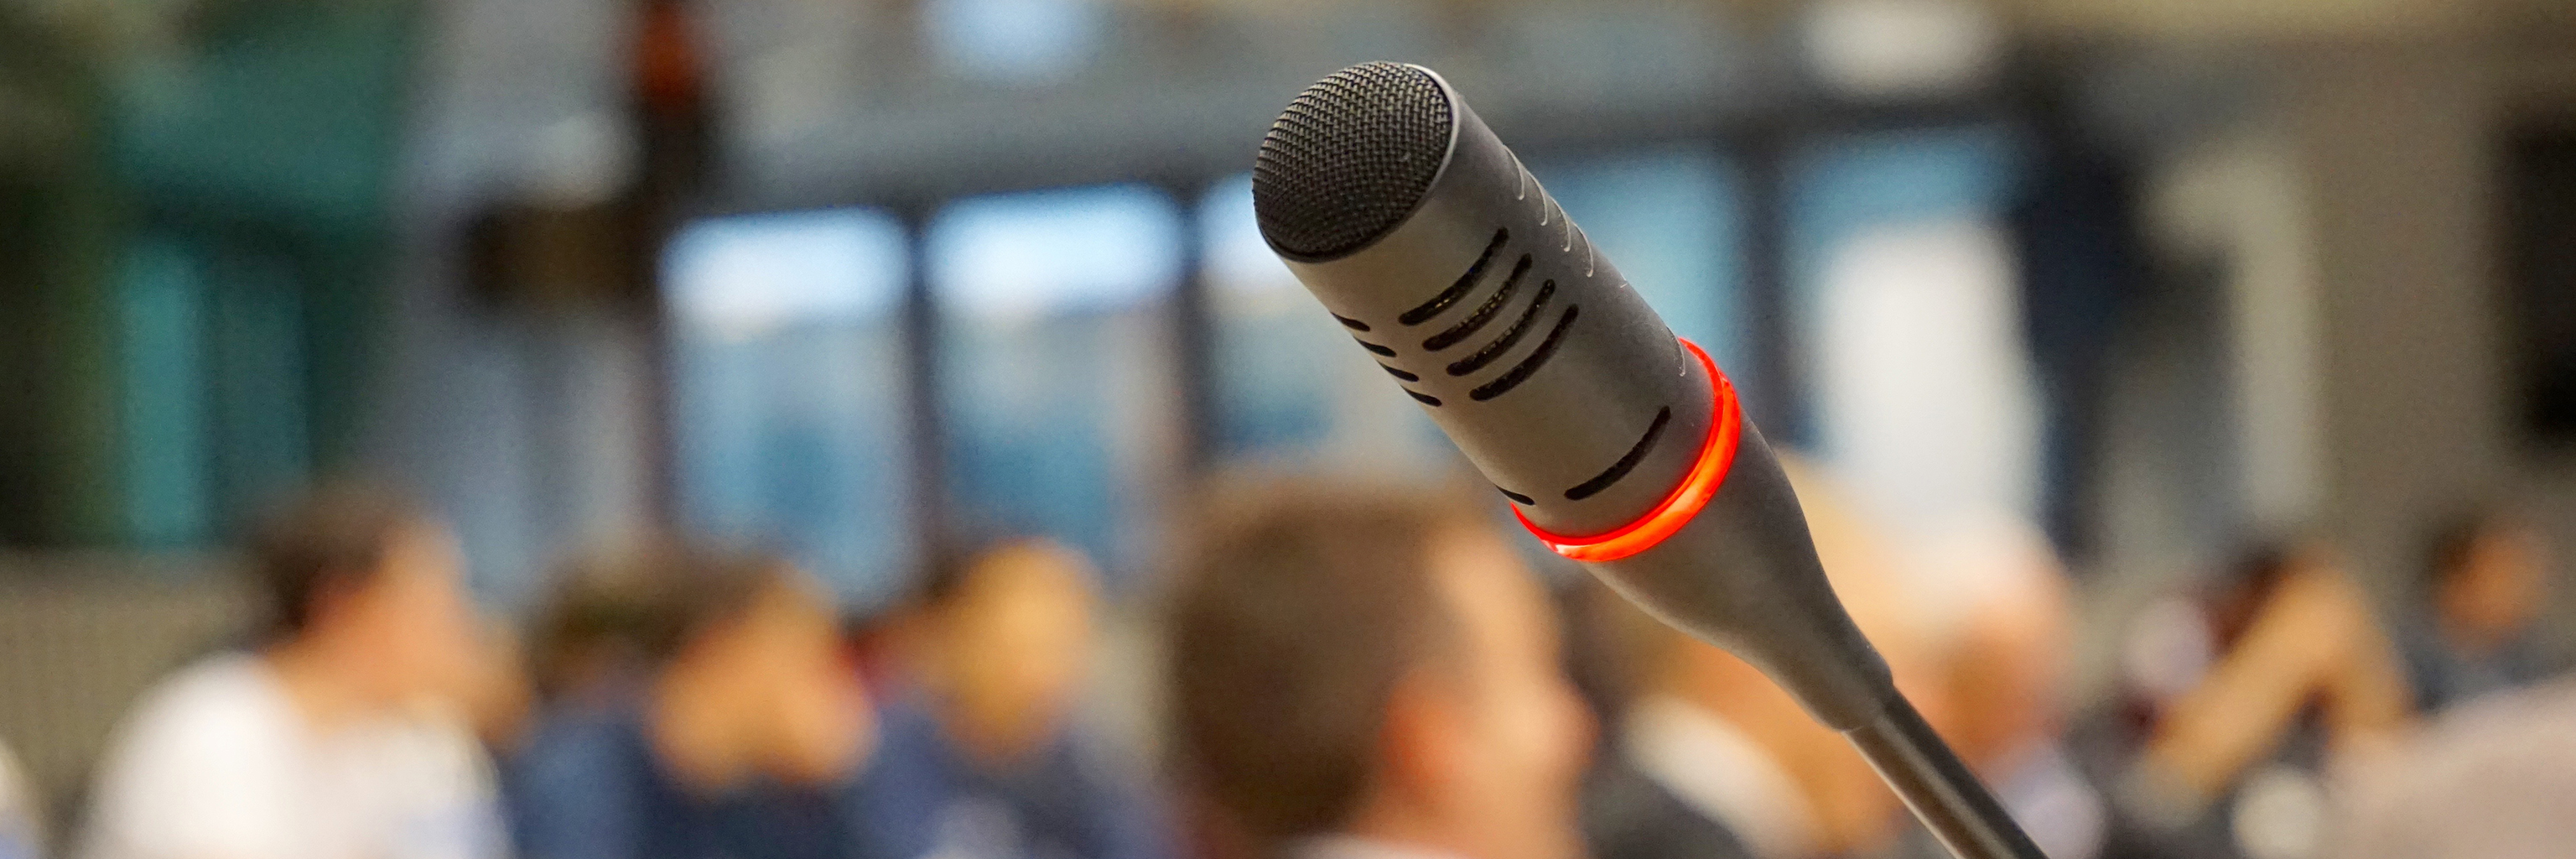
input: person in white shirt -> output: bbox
[80,483,505,859]
[1164,483,1595,859]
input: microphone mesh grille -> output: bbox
[1254,62,1453,260]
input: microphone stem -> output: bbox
[1843,695,2049,859]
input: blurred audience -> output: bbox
[1909,515,2104,859]
[506,539,874,859]
[1,737,37,859]
[849,539,1171,859]
[2117,541,2412,859]
[2397,512,2557,715]
[1165,483,1594,859]
[77,483,506,859]
[1576,458,1941,859]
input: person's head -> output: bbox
[251,482,477,711]
[1166,482,1591,859]
[914,537,1098,767]
[1909,515,2075,774]
[549,539,869,786]
[2423,511,2552,648]
[2207,537,2339,651]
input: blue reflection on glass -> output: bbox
[1790,127,2019,292]
[932,185,1181,582]
[1786,125,2021,447]
[922,0,1104,84]
[667,207,912,607]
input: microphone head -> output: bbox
[1254,62,1456,261]
[1255,63,1898,730]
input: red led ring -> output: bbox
[1514,338,1741,563]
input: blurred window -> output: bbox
[119,237,215,546]
[1789,127,2035,533]
[667,207,914,606]
[931,185,1182,583]
[1199,174,1454,475]
[922,0,1105,84]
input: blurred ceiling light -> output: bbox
[923,0,1104,85]
[1799,0,2002,100]
[929,184,1181,322]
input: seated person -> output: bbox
[80,482,506,859]
[852,539,1169,859]
[1164,482,1594,859]
[1577,458,1942,859]
[2123,540,2412,859]
[506,539,873,859]
[1909,515,2105,859]
[2398,511,2555,714]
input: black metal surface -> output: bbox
[1846,696,2050,859]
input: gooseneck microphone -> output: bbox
[1254,63,2044,859]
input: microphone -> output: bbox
[1253,62,2044,859]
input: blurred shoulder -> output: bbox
[2335,679,2576,859]
[104,653,299,763]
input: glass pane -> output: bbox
[921,0,1105,83]
[667,207,914,607]
[119,236,212,546]
[1789,127,2038,532]
[1200,174,1456,476]
[932,185,1182,583]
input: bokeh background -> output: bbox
[4,0,2576,855]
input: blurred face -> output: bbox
[938,542,1097,766]
[2447,525,2551,643]
[339,521,480,710]
[1945,580,2074,773]
[1407,527,1592,859]
[729,575,872,784]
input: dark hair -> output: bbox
[527,536,792,698]
[2422,510,2510,597]
[910,528,1022,612]
[247,482,430,638]
[1163,482,1480,847]
[2205,537,2300,651]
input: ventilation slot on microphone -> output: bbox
[1469,305,1578,402]
[1379,363,1420,382]
[1400,229,1509,325]
[1423,255,1530,352]
[1498,487,1535,505]
[1406,389,1442,407]
[1332,313,1371,331]
[1354,336,1396,357]
[1565,407,1671,501]
[1448,279,1554,377]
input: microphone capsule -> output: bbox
[1254,62,1892,731]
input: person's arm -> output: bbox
[2142,570,2413,801]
